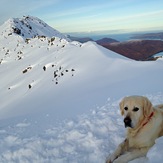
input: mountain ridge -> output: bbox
[0,16,127,118]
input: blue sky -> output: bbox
[1,0,163,34]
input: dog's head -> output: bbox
[119,96,153,128]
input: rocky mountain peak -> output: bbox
[0,16,69,40]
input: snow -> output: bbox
[0,16,163,162]
[147,137,163,163]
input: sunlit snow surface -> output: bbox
[0,16,163,162]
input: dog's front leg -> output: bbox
[113,147,149,163]
[106,139,128,163]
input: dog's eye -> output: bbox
[133,107,139,112]
[124,107,128,111]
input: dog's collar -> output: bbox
[142,112,154,127]
[128,112,154,137]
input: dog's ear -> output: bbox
[143,97,153,117]
[119,98,125,115]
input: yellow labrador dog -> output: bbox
[106,95,163,163]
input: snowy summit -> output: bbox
[0,16,69,40]
[0,16,163,163]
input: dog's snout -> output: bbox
[124,117,132,128]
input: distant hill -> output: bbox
[131,32,163,40]
[67,36,119,44]
[96,37,119,45]
[67,35,93,43]
[99,40,163,60]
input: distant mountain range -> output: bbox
[130,32,163,40]
[98,40,163,60]
[68,34,163,61]
[67,35,93,43]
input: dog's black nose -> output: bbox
[124,117,132,128]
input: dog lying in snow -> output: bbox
[106,95,163,163]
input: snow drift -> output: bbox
[0,16,163,163]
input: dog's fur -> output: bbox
[106,95,163,163]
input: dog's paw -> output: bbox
[106,155,115,163]
[113,159,121,163]
[105,159,112,163]
[113,157,127,163]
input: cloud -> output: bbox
[41,1,118,21]
[115,10,163,22]
[53,9,163,33]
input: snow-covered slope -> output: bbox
[0,16,163,163]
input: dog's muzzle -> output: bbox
[124,117,132,128]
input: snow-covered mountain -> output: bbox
[0,16,163,163]
[0,15,69,40]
